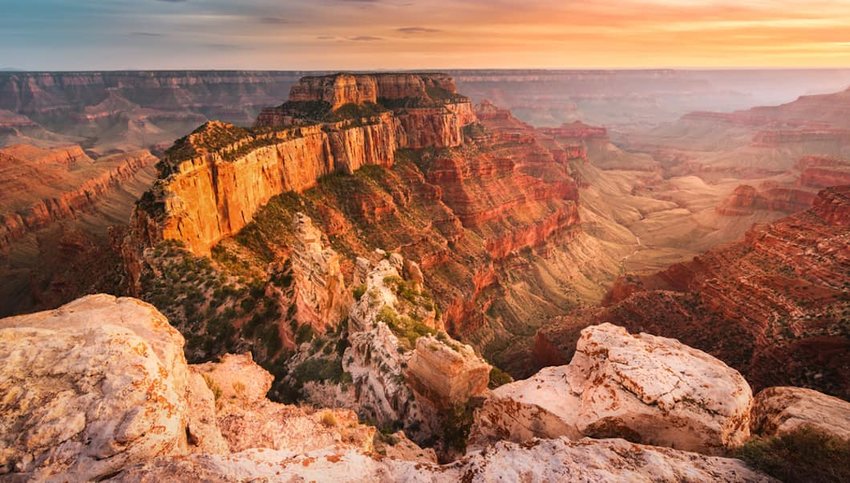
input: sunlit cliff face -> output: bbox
[2,0,850,70]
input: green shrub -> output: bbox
[377,306,435,348]
[442,403,476,453]
[352,284,367,301]
[737,427,850,483]
[292,357,347,385]
[261,324,282,356]
[488,366,513,389]
[296,324,315,344]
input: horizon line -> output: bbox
[4,66,850,74]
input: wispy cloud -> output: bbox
[396,26,440,34]
[258,16,290,25]
[348,35,383,41]
[4,0,850,69]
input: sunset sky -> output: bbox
[2,0,850,70]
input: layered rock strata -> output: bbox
[128,79,591,378]
[0,145,157,250]
[133,73,477,256]
[132,120,397,255]
[537,186,850,399]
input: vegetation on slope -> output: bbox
[737,427,850,483]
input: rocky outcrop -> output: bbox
[0,295,189,480]
[131,120,396,255]
[0,294,434,481]
[259,73,475,151]
[812,184,850,225]
[471,323,753,454]
[1,292,785,481]
[406,335,490,407]
[716,183,816,216]
[133,73,479,256]
[288,73,461,110]
[194,353,377,455]
[338,255,489,441]
[113,437,772,482]
[289,213,350,334]
[751,386,850,441]
[716,157,850,217]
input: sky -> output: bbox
[1,0,850,70]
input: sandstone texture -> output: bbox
[196,353,377,455]
[131,120,396,255]
[289,212,350,334]
[751,386,850,441]
[111,437,772,483]
[407,335,491,407]
[472,323,753,454]
[133,73,478,256]
[0,294,434,481]
[0,294,189,480]
[0,293,788,481]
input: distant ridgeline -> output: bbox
[131,73,477,256]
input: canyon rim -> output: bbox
[3,1,850,482]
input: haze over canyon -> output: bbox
[2,65,850,482]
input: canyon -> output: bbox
[124,73,600,378]
[2,69,850,480]
[536,186,850,399]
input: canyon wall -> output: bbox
[134,74,477,255]
[536,186,850,399]
[289,72,461,109]
[0,146,157,250]
[135,120,396,255]
[128,82,597,378]
[0,71,305,121]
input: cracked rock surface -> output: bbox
[471,323,753,454]
[751,386,850,440]
[0,295,189,480]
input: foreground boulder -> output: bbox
[0,295,427,480]
[112,437,772,482]
[194,353,378,455]
[751,386,850,441]
[0,295,189,480]
[406,335,491,407]
[471,323,753,454]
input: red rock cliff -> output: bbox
[258,73,476,149]
[133,73,478,256]
[133,118,397,255]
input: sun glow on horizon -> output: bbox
[1,0,849,70]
